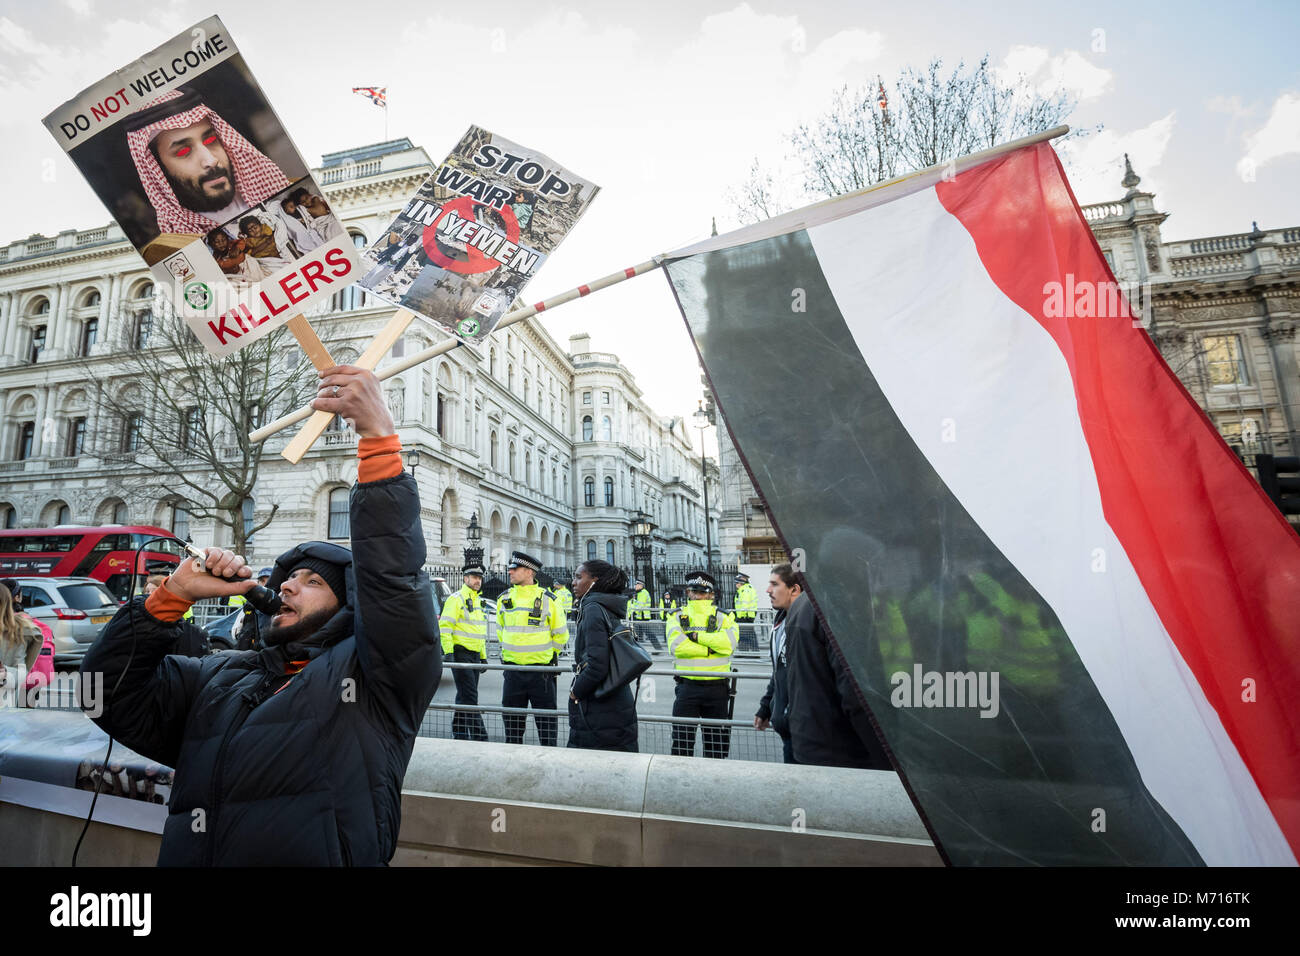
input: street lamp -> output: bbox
[693,400,714,574]
[630,508,656,593]
[463,511,484,568]
[404,448,421,476]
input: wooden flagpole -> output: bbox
[248,259,662,447]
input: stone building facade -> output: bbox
[0,138,720,572]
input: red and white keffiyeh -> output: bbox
[126,88,292,236]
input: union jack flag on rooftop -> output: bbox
[352,86,387,108]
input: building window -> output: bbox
[436,394,445,437]
[509,441,517,477]
[582,416,593,441]
[182,406,202,451]
[79,318,98,356]
[524,377,530,404]
[604,476,614,506]
[17,422,35,460]
[601,390,610,404]
[551,466,557,498]
[586,540,597,561]
[490,430,498,469]
[122,413,144,452]
[391,336,405,358]
[508,364,514,392]
[134,311,152,348]
[525,451,532,488]
[606,540,616,564]
[66,417,86,456]
[2,506,15,529]
[57,504,71,525]
[1203,335,1250,387]
[84,291,101,308]
[112,502,128,524]
[601,416,612,441]
[328,488,350,539]
[171,503,191,540]
[138,282,154,300]
[583,391,592,405]
[584,477,595,506]
[242,497,255,545]
[29,325,46,363]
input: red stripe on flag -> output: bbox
[936,143,1300,857]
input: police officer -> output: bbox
[630,579,651,621]
[498,550,567,746]
[439,562,489,741]
[657,588,677,618]
[553,580,574,617]
[667,570,738,758]
[733,572,759,652]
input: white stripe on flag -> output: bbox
[807,186,1294,866]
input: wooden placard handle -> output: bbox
[280,310,415,464]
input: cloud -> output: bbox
[1056,113,1176,203]
[1236,91,1300,180]
[997,44,1112,102]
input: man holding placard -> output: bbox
[81,366,440,866]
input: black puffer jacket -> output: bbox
[567,591,638,752]
[79,471,441,866]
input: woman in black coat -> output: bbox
[567,560,639,752]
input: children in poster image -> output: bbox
[357,125,599,342]
[42,15,362,356]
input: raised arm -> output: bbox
[313,366,441,734]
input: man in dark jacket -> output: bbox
[79,366,441,866]
[754,563,802,763]
[784,589,891,770]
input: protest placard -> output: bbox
[357,125,598,341]
[42,15,362,357]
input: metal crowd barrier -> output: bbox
[429,661,784,763]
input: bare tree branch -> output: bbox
[732,55,1085,224]
[79,297,349,554]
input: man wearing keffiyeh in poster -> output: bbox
[124,86,292,243]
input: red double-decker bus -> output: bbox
[0,526,185,600]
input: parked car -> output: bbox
[12,576,121,666]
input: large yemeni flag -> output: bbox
[663,137,1300,866]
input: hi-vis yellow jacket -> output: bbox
[666,600,737,680]
[496,584,567,664]
[439,584,488,658]
[733,582,758,619]
[630,588,652,620]
[553,584,573,615]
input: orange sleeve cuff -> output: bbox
[146,579,194,623]
[358,434,403,482]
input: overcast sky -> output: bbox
[2,0,1298,449]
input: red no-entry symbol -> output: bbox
[423,195,521,275]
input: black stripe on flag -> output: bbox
[664,231,1202,866]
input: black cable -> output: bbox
[72,535,172,867]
